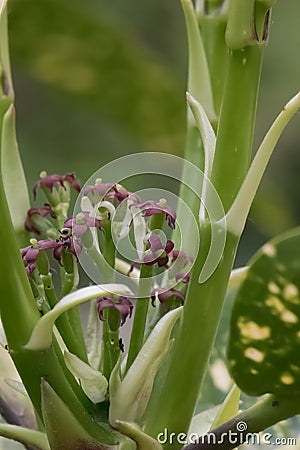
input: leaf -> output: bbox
[25,284,133,350]
[226,91,300,237]
[85,300,102,369]
[188,406,220,437]
[180,0,216,122]
[1,105,30,232]
[109,307,183,426]
[64,350,108,404]
[41,380,115,450]
[228,227,300,397]
[186,93,216,178]
[210,384,240,429]
[0,424,49,450]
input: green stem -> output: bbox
[126,212,165,371]
[211,44,263,211]
[183,394,300,450]
[101,221,119,379]
[145,230,239,448]
[198,13,228,115]
[41,272,87,362]
[125,264,153,371]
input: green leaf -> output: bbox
[0,424,49,450]
[180,0,216,122]
[186,93,216,179]
[1,105,30,232]
[210,383,240,429]
[109,307,183,426]
[25,284,133,350]
[64,350,108,404]
[226,91,300,237]
[188,406,220,437]
[228,227,300,397]
[41,380,115,450]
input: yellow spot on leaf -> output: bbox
[238,321,271,340]
[283,284,299,301]
[262,244,276,258]
[280,372,295,385]
[280,310,298,324]
[268,282,281,295]
[244,348,264,363]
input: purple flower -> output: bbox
[64,212,102,239]
[132,200,176,229]
[175,272,191,283]
[24,204,57,235]
[96,295,133,326]
[21,239,57,274]
[33,172,80,200]
[63,173,81,193]
[83,181,139,205]
[83,182,115,199]
[151,288,185,307]
[21,235,78,274]
[143,234,174,268]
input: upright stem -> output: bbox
[146,2,272,443]
[211,45,263,210]
[145,230,239,447]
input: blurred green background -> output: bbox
[8,0,300,262]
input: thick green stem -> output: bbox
[145,231,238,448]
[211,45,263,211]
[198,14,228,115]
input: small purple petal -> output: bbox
[63,173,81,193]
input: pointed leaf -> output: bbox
[64,350,108,404]
[186,93,216,178]
[180,0,216,122]
[188,406,220,437]
[86,300,102,369]
[228,227,300,397]
[41,380,116,450]
[210,384,240,429]
[26,284,133,350]
[109,307,182,425]
[226,92,300,237]
[1,105,30,232]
